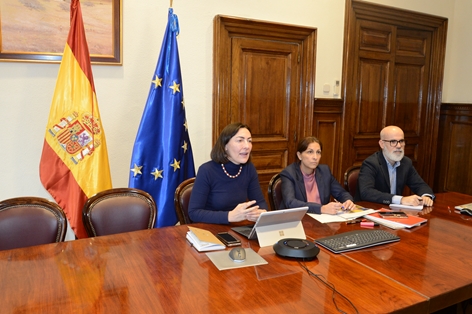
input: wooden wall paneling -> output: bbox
[313,99,343,181]
[447,123,472,194]
[435,104,472,195]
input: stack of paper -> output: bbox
[308,207,377,223]
[186,226,225,252]
[364,211,427,229]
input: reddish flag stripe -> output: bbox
[67,0,95,91]
[40,143,88,238]
[40,0,112,239]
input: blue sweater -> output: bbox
[188,161,268,224]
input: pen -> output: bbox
[347,218,363,224]
[334,199,345,211]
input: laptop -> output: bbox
[231,207,308,247]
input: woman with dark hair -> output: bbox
[188,122,267,224]
[280,136,354,214]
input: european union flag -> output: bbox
[129,8,195,227]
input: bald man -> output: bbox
[355,126,434,206]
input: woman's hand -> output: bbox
[320,202,344,215]
[245,208,266,222]
[228,200,266,222]
[342,200,356,211]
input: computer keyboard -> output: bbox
[315,229,400,253]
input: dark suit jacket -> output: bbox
[280,162,353,214]
[355,151,434,204]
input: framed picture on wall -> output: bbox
[0,0,122,65]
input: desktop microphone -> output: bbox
[273,238,320,260]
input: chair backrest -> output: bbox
[0,197,66,250]
[174,177,195,225]
[82,188,156,237]
[268,173,282,211]
[344,165,361,198]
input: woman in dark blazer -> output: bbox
[280,137,355,214]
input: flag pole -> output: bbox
[170,0,173,8]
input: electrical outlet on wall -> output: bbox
[323,84,330,95]
[333,80,340,97]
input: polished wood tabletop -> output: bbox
[0,192,470,313]
[302,191,472,313]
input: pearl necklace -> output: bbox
[221,164,242,179]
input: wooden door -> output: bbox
[213,16,316,203]
[341,0,447,187]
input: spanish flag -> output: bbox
[40,0,112,239]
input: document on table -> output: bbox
[308,208,378,223]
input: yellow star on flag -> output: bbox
[182,141,188,153]
[169,81,180,94]
[151,168,164,180]
[184,120,188,131]
[152,75,162,88]
[170,158,181,172]
[131,164,143,177]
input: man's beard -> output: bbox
[383,148,404,163]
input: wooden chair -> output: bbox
[268,173,282,211]
[174,177,195,225]
[0,197,67,250]
[344,165,361,198]
[82,188,156,237]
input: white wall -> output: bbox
[0,0,463,201]
[442,0,472,102]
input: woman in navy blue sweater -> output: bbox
[188,123,267,224]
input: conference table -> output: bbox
[0,192,471,313]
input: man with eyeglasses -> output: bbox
[355,125,434,206]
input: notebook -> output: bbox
[231,207,308,247]
[186,226,225,252]
[364,211,428,229]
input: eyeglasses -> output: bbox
[382,139,406,147]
